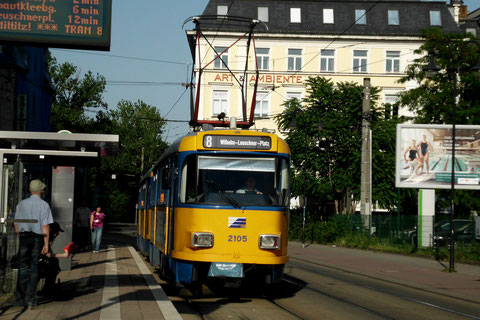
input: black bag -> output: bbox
[37,254,50,278]
[38,254,60,279]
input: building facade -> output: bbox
[190,0,461,133]
[0,45,53,132]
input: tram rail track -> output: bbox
[288,257,480,319]
[290,256,480,306]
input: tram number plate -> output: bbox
[228,235,247,242]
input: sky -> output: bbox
[51,0,480,143]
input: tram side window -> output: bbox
[180,155,200,203]
[276,158,290,207]
[147,182,152,207]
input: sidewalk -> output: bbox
[0,245,182,320]
[288,241,480,303]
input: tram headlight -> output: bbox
[259,235,280,250]
[192,232,214,248]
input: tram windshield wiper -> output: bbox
[206,180,241,208]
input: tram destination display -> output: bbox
[0,0,111,50]
[396,124,480,190]
[203,135,272,150]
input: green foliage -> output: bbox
[398,29,480,125]
[276,77,400,214]
[289,213,480,263]
[96,100,168,221]
[106,99,168,178]
[47,54,169,221]
[48,54,107,132]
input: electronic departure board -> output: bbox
[0,0,111,50]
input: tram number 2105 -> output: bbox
[228,235,247,242]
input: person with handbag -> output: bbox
[90,206,105,253]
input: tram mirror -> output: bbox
[162,169,171,189]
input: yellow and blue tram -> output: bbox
[137,129,290,289]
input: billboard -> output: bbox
[396,124,480,190]
[0,0,111,50]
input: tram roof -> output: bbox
[140,130,289,183]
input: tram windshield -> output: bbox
[180,155,289,207]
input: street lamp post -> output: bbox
[423,40,480,272]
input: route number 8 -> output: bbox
[205,136,213,148]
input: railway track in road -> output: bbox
[162,258,480,319]
[283,257,480,320]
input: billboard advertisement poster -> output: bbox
[396,124,480,190]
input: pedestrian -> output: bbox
[39,222,76,296]
[73,202,91,251]
[14,179,53,309]
[90,206,105,253]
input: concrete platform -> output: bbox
[0,245,182,320]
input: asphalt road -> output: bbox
[103,224,480,320]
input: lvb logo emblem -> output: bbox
[228,217,246,228]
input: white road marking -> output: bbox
[128,246,183,320]
[100,246,121,320]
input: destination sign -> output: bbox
[0,0,111,50]
[203,135,272,150]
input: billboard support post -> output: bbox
[448,71,459,272]
[418,39,480,272]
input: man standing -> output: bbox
[73,202,91,251]
[14,179,53,309]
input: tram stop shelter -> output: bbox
[0,130,119,298]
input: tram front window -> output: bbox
[180,155,289,207]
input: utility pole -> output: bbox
[361,78,372,230]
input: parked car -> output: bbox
[434,219,476,246]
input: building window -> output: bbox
[217,5,228,16]
[258,7,268,22]
[213,90,228,116]
[286,92,302,106]
[355,9,366,24]
[288,49,302,71]
[255,92,269,117]
[353,50,367,73]
[320,49,335,72]
[386,51,400,73]
[323,9,334,24]
[388,10,399,25]
[290,8,301,23]
[430,11,441,26]
[384,94,399,119]
[214,47,228,69]
[256,48,270,70]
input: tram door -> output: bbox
[51,166,75,271]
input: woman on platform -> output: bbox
[90,206,105,253]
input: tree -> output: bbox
[48,54,107,132]
[398,29,480,124]
[92,100,168,221]
[276,77,399,217]
[398,29,480,218]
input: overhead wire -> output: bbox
[53,49,188,65]
[164,87,188,117]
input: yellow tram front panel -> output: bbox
[171,207,288,265]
